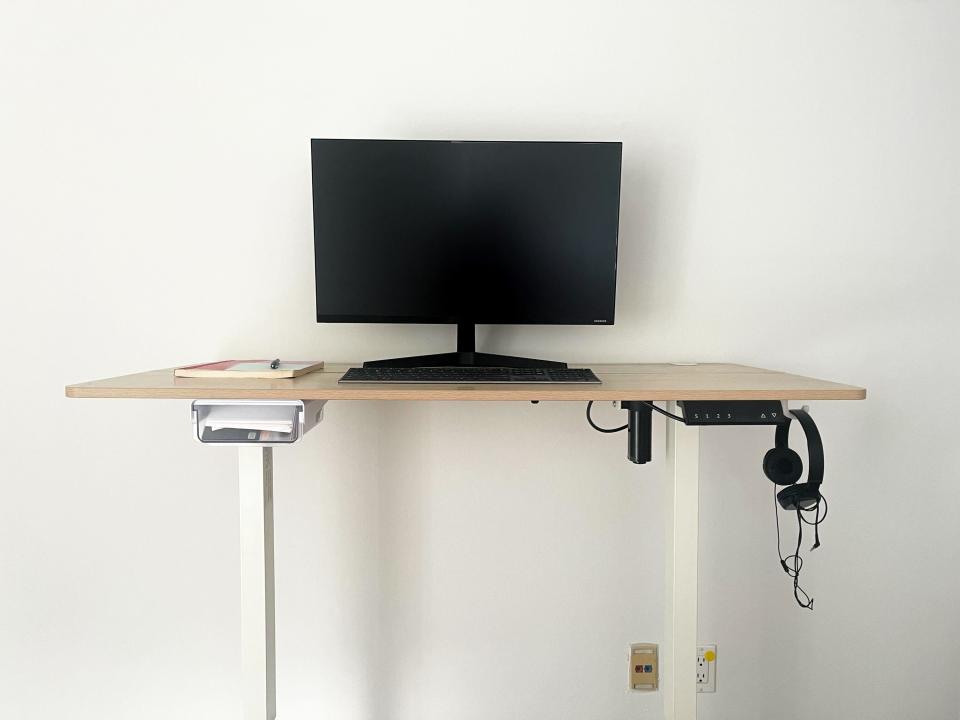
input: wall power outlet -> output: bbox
[697,645,717,693]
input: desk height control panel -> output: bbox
[678,400,786,425]
[617,400,788,465]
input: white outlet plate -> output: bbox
[697,645,716,693]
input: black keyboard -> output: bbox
[339,367,602,384]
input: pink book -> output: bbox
[174,359,324,379]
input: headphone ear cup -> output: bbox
[777,483,821,511]
[763,447,803,486]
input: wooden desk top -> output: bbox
[65,364,865,402]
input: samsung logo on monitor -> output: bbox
[593,319,608,323]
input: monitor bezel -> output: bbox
[311,138,623,326]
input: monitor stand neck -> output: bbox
[362,323,567,368]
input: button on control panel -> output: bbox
[678,400,786,426]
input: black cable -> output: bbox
[799,495,828,550]
[774,487,815,610]
[791,508,814,609]
[799,496,829,526]
[585,400,685,434]
[586,401,628,433]
[774,493,800,576]
[637,400,685,423]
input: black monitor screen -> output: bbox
[311,139,622,324]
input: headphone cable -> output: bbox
[799,496,828,550]
[774,488,816,610]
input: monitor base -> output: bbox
[363,351,567,369]
[362,322,567,369]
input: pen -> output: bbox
[270,358,280,369]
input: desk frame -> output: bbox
[239,447,277,720]
[65,363,865,720]
[664,403,700,719]
[233,403,701,720]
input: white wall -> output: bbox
[2,1,959,718]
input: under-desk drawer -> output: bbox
[191,399,325,446]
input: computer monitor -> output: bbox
[311,139,622,368]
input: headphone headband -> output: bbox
[775,407,824,488]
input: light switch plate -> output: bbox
[629,643,658,691]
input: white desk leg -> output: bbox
[239,447,277,720]
[662,402,700,720]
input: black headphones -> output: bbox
[763,405,827,609]
[763,406,823,511]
